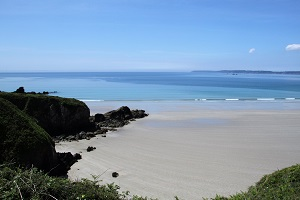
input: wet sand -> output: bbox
[56,101,300,199]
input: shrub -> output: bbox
[0,165,124,200]
[209,164,300,200]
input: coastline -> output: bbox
[56,100,300,199]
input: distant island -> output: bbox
[192,70,300,75]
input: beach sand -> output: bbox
[56,101,300,199]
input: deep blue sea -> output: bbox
[1,72,300,102]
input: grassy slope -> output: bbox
[210,164,300,200]
[0,97,55,170]
[0,164,299,199]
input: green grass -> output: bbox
[0,165,121,200]
[0,165,155,200]
[0,92,87,112]
[0,164,299,200]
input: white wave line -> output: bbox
[257,98,275,101]
[81,99,105,102]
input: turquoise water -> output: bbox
[1,72,300,101]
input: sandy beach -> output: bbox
[56,101,300,199]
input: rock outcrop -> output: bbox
[0,92,91,136]
[54,152,81,176]
[0,97,83,176]
[93,106,148,128]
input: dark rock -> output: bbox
[15,86,25,93]
[86,132,96,138]
[74,153,82,160]
[78,131,87,140]
[131,109,149,118]
[94,129,108,135]
[87,146,96,152]
[104,106,133,121]
[66,135,76,141]
[96,106,148,128]
[112,172,119,178]
[52,152,81,176]
[94,113,106,122]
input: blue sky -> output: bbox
[0,0,299,72]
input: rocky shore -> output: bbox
[53,106,148,142]
[0,88,148,177]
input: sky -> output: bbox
[0,0,299,72]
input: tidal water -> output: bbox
[1,72,300,102]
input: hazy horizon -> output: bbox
[1,69,300,73]
[0,0,299,72]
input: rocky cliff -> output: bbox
[0,92,90,136]
[0,98,58,172]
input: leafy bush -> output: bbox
[0,165,125,200]
[0,165,157,200]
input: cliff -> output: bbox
[0,92,90,136]
[0,98,58,172]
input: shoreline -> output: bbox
[56,101,300,199]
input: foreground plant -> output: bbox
[0,165,128,200]
[209,164,300,200]
[1,164,299,200]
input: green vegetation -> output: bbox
[0,164,299,200]
[209,164,300,200]
[0,92,87,112]
[0,165,122,200]
[0,165,156,200]
[0,91,90,136]
[0,98,56,171]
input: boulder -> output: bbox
[112,172,119,178]
[87,146,96,152]
[96,106,148,128]
[73,153,82,160]
[94,113,106,122]
[54,152,81,176]
[131,109,148,118]
[104,106,133,120]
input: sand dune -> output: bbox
[56,101,300,199]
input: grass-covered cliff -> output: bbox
[0,92,90,136]
[0,98,57,172]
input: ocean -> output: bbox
[1,71,300,102]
